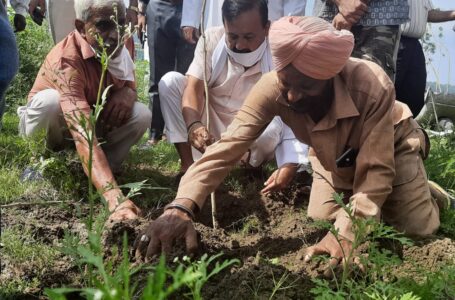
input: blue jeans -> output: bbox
[0,2,19,129]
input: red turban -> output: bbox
[269,16,354,80]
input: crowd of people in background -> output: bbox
[1,0,455,268]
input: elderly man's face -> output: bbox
[76,4,126,57]
[277,64,332,112]
[224,8,270,53]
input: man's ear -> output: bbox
[75,19,86,36]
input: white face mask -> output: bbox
[225,38,268,68]
[106,46,135,81]
[89,46,135,81]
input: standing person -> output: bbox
[137,0,196,145]
[180,0,307,44]
[28,0,139,44]
[19,0,151,221]
[158,0,309,179]
[314,0,409,80]
[395,1,455,116]
[0,0,19,130]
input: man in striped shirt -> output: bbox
[314,0,409,80]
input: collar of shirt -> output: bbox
[67,30,97,61]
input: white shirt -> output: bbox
[401,0,434,39]
[181,0,307,29]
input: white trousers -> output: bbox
[268,0,307,21]
[18,89,152,171]
[159,72,309,167]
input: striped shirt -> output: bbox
[401,0,434,38]
[315,0,410,26]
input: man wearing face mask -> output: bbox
[159,0,309,183]
[18,0,151,222]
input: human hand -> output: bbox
[188,122,215,153]
[261,163,299,195]
[332,13,353,31]
[182,26,200,44]
[102,86,136,129]
[126,8,138,27]
[108,199,142,222]
[28,0,46,17]
[304,231,363,278]
[134,203,198,260]
[14,14,26,32]
[137,14,147,44]
[336,0,368,25]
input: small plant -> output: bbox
[310,193,414,300]
[175,253,240,300]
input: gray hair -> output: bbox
[74,0,125,22]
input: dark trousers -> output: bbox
[0,1,19,130]
[146,0,195,140]
[395,36,427,116]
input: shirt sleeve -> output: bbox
[181,0,202,28]
[334,82,396,241]
[176,73,282,209]
[186,27,222,81]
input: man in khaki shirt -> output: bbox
[135,17,440,266]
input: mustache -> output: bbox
[232,47,251,53]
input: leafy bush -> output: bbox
[425,134,455,192]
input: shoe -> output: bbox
[428,180,455,210]
[20,166,44,182]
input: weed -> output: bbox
[269,271,298,299]
[174,253,240,300]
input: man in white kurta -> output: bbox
[159,0,309,178]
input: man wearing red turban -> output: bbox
[135,17,446,272]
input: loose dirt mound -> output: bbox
[1,175,455,299]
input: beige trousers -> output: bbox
[307,118,440,237]
[18,89,152,171]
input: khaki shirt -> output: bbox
[177,58,413,232]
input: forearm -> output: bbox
[182,76,205,127]
[428,9,455,23]
[65,110,123,211]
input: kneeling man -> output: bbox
[136,17,440,263]
[18,0,151,221]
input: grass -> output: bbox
[0,226,61,299]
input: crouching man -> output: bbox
[134,16,444,263]
[159,0,309,183]
[18,0,151,221]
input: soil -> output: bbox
[1,175,454,300]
